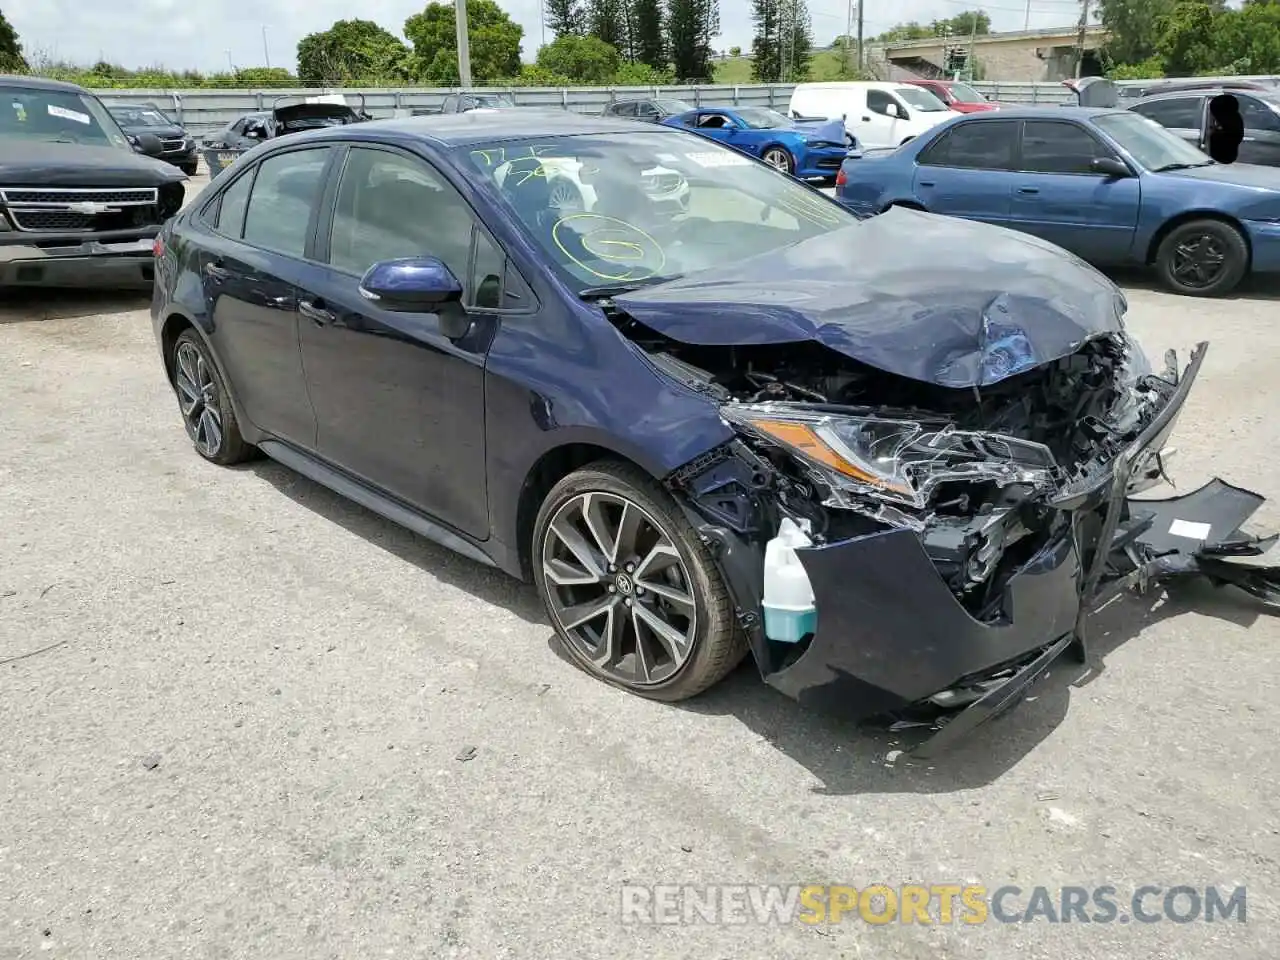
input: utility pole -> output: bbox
[856,0,864,73]
[456,0,473,88]
[1023,0,1031,31]
[967,15,977,82]
[844,0,854,76]
[261,25,271,69]
[1074,0,1089,79]
[540,0,546,48]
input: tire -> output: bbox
[171,329,252,465]
[532,460,746,702]
[761,146,795,176]
[180,162,199,176]
[1154,218,1248,297]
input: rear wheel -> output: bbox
[532,461,745,701]
[171,329,252,465]
[762,146,795,176]
[1154,218,1248,297]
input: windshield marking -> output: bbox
[552,214,665,282]
[48,104,91,125]
[774,191,845,228]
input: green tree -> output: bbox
[939,10,991,36]
[666,0,718,80]
[1156,0,1226,76]
[728,44,741,57]
[587,0,630,55]
[235,67,297,86]
[546,0,586,37]
[1208,1,1280,73]
[872,22,933,42]
[632,0,667,68]
[296,19,410,85]
[517,63,572,84]
[404,0,523,83]
[750,0,782,80]
[1095,0,1176,66]
[0,7,25,72]
[536,33,622,82]
[781,0,813,82]
[613,60,675,83]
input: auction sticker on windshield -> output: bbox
[48,105,91,125]
[684,151,752,168]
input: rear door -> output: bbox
[912,118,1018,225]
[1235,95,1280,166]
[1006,119,1140,263]
[197,145,333,447]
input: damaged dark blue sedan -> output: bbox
[151,111,1280,755]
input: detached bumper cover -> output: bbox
[742,342,1278,753]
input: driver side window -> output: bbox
[867,91,895,116]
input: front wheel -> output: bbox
[761,146,795,176]
[1154,218,1248,297]
[532,461,746,701]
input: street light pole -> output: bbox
[455,0,473,88]
[261,25,271,69]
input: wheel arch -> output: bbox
[514,441,656,582]
[1145,210,1252,266]
[881,198,926,214]
[760,141,795,165]
[159,309,257,443]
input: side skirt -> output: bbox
[258,439,498,570]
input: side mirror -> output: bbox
[1091,156,1131,178]
[135,132,163,155]
[886,103,900,118]
[359,257,468,334]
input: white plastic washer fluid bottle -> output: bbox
[762,517,818,643]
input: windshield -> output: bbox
[462,132,857,291]
[1093,112,1212,170]
[735,107,791,129]
[655,99,694,114]
[947,83,985,104]
[0,84,131,149]
[109,106,173,127]
[894,87,950,112]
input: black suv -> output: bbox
[0,75,187,290]
[107,102,199,175]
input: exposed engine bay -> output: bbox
[627,321,1178,620]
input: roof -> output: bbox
[346,109,658,146]
[793,81,921,91]
[1135,86,1280,103]
[0,73,90,94]
[941,105,1131,120]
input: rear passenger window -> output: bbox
[242,148,330,257]
[1132,97,1202,129]
[214,172,252,237]
[918,120,1017,169]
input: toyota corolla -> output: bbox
[151,110,1279,755]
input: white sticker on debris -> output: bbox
[683,151,751,168]
[48,104,91,125]
[1168,519,1212,541]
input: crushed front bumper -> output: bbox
[698,342,1278,755]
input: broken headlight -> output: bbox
[722,406,1059,511]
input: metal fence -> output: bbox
[94,76,1279,137]
[99,80,1087,136]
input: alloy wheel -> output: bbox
[174,341,223,457]
[541,491,698,686]
[763,148,792,173]
[1171,232,1227,289]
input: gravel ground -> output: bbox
[2,186,1279,959]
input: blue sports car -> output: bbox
[834,105,1280,296]
[662,105,850,179]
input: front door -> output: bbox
[863,90,904,148]
[1006,119,1140,264]
[199,146,332,448]
[1235,95,1280,166]
[912,118,1019,226]
[298,144,495,539]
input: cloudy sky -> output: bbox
[5,0,1087,74]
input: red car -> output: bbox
[904,79,999,113]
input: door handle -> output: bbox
[1017,186,1040,194]
[862,115,871,122]
[298,299,336,326]
[918,180,935,187]
[203,260,229,280]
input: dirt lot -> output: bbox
[2,187,1279,958]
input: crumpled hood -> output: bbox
[613,206,1125,388]
[789,118,847,143]
[0,141,187,186]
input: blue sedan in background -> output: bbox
[662,105,850,180]
[834,105,1280,296]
